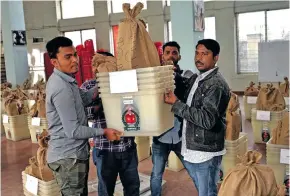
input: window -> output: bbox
[61,0,94,19]
[204,17,216,40]
[237,9,290,73]
[109,0,147,13]
[64,29,96,50]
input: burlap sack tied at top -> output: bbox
[272,112,289,145]
[279,77,289,97]
[256,83,286,111]
[116,2,160,70]
[244,81,259,96]
[30,91,46,118]
[25,130,54,182]
[218,151,285,196]
[225,92,242,140]
[92,53,117,73]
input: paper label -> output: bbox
[25,174,38,195]
[247,96,257,104]
[109,70,138,94]
[2,115,8,123]
[88,121,94,128]
[256,110,271,121]
[280,149,290,164]
[31,117,41,126]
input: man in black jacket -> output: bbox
[164,39,231,196]
[150,41,187,196]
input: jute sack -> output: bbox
[218,151,285,196]
[116,2,160,70]
[225,92,242,140]
[279,77,289,97]
[272,112,289,145]
[256,84,286,111]
[244,81,259,96]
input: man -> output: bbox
[150,41,188,196]
[45,37,122,196]
[164,39,231,196]
[81,51,140,196]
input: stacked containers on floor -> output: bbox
[3,114,30,141]
[27,117,48,143]
[251,108,287,143]
[22,172,60,196]
[96,65,175,136]
[266,139,290,195]
[135,137,150,162]
[243,96,257,120]
[219,132,248,181]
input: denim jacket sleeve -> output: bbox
[171,84,224,130]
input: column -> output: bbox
[1,0,29,87]
[170,0,204,72]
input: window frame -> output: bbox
[236,8,289,74]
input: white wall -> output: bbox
[22,0,289,91]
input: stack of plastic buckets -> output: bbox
[251,108,287,143]
[27,117,48,143]
[96,65,175,136]
[3,114,31,141]
[266,139,290,195]
[219,133,248,181]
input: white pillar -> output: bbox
[2,0,29,87]
[170,0,204,73]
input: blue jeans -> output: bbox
[150,141,185,196]
[183,156,223,196]
[92,147,108,195]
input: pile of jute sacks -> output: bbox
[1,77,47,142]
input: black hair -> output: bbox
[196,39,220,57]
[162,41,181,53]
[46,36,73,59]
[97,51,114,57]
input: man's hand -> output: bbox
[104,128,124,141]
[164,89,178,105]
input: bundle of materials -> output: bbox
[3,89,29,116]
[252,84,287,143]
[21,76,33,90]
[91,53,117,73]
[244,81,260,96]
[271,112,289,145]
[25,130,54,181]
[116,2,160,71]
[279,77,289,97]
[256,83,286,111]
[218,151,285,196]
[30,91,46,118]
[225,92,242,140]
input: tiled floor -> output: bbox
[1,97,267,196]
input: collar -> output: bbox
[54,68,76,84]
[197,67,219,81]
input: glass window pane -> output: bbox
[166,0,170,6]
[81,29,97,51]
[111,0,147,13]
[237,11,265,73]
[267,9,290,41]
[61,0,94,19]
[64,31,81,47]
[204,17,216,39]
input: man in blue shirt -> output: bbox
[150,41,187,196]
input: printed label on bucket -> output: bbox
[261,128,270,143]
[121,97,140,132]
